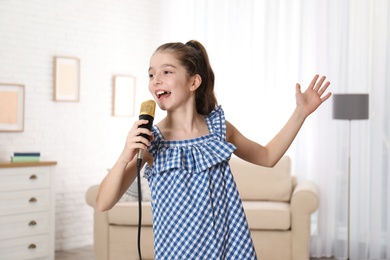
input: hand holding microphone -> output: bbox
[120,100,156,165]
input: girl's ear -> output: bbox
[190,74,202,91]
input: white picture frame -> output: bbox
[113,75,136,117]
[0,83,25,132]
[54,56,80,102]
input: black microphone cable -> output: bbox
[136,157,143,260]
[135,99,156,260]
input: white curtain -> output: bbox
[159,0,390,259]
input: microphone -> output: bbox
[137,100,156,162]
[135,100,156,260]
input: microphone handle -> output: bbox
[137,114,154,161]
[138,114,154,141]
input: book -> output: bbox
[11,152,41,163]
[13,152,41,157]
[11,156,40,162]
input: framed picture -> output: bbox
[113,75,136,117]
[54,56,80,101]
[0,84,25,132]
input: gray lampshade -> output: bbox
[333,94,369,120]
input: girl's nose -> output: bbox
[152,74,162,85]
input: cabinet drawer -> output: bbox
[0,189,50,216]
[0,167,51,191]
[0,234,50,259]
[0,212,50,240]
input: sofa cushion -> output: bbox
[243,201,291,230]
[109,225,155,260]
[108,201,153,226]
[229,156,292,202]
[250,230,292,260]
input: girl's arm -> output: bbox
[95,119,153,212]
[227,74,331,167]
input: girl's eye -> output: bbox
[164,71,172,75]
[148,74,154,78]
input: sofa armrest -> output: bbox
[291,180,319,214]
[85,184,109,260]
[290,180,319,260]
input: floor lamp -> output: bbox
[332,94,369,260]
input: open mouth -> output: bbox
[156,90,171,99]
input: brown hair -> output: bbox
[154,40,217,115]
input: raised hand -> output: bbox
[295,74,332,117]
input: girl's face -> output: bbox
[148,51,199,111]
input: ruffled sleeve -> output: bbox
[143,125,162,180]
[207,105,227,141]
[144,106,236,180]
[146,125,162,158]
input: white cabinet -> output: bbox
[0,162,57,260]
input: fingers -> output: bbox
[132,119,150,130]
[295,83,301,93]
[318,80,331,96]
[127,119,153,147]
[309,74,320,89]
[119,119,154,163]
[313,75,326,92]
[321,91,332,102]
[310,74,331,98]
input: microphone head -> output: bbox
[139,100,156,118]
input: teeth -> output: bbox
[156,90,171,98]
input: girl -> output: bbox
[96,40,331,259]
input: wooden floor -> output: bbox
[55,245,336,260]
[55,245,95,260]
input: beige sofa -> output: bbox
[85,156,319,260]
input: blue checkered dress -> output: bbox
[144,106,257,260]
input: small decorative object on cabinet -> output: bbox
[0,161,57,260]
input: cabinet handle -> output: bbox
[28,220,37,226]
[29,174,38,180]
[28,244,37,250]
[29,197,37,203]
